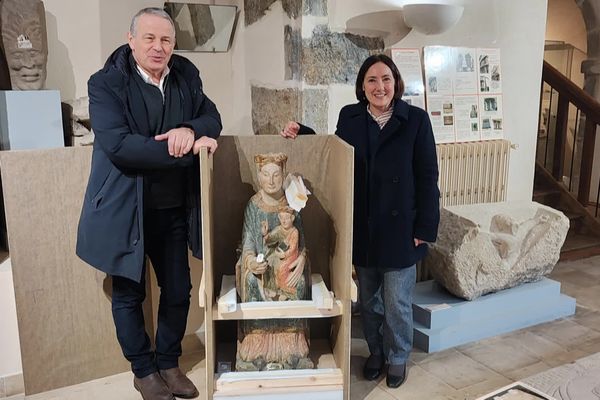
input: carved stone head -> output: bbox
[1,0,48,90]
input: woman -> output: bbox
[280,54,440,388]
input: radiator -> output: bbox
[436,139,511,207]
[416,139,512,281]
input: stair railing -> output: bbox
[538,60,600,217]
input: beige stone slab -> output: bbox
[552,270,600,288]
[410,347,464,365]
[361,386,396,400]
[533,319,600,350]
[502,361,553,382]
[0,378,6,398]
[419,350,503,390]
[379,365,459,399]
[572,308,600,331]
[454,375,513,400]
[459,340,541,374]
[499,331,571,365]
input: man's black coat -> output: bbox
[76,45,221,282]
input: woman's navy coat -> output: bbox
[76,45,222,282]
[304,99,440,269]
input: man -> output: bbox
[76,7,221,400]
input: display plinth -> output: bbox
[412,278,576,352]
[199,135,354,400]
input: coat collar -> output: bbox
[347,98,410,122]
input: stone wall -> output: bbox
[245,0,384,135]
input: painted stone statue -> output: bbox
[0,0,48,90]
[235,152,313,371]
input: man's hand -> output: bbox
[280,121,300,139]
[193,136,218,155]
[154,127,195,157]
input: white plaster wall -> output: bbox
[329,0,548,202]
[0,258,22,377]
[546,0,587,52]
[42,0,103,101]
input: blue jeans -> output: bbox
[356,265,416,365]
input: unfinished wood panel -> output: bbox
[200,147,216,400]
[0,148,129,394]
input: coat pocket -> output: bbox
[91,167,116,209]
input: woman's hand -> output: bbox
[286,252,305,287]
[414,238,425,247]
[280,121,300,139]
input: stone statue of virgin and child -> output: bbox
[235,152,314,371]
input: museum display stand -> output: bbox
[199,135,354,400]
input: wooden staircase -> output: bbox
[533,163,600,260]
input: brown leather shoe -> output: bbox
[159,367,199,399]
[133,372,175,400]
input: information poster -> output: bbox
[391,48,426,110]
[424,46,503,143]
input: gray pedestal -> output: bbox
[0,90,64,150]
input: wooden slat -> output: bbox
[578,118,598,205]
[552,94,570,180]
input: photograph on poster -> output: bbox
[456,51,475,72]
[492,65,500,81]
[482,118,491,129]
[493,119,502,129]
[443,103,453,113]
[444,116,454,125]
[480,55,489,74]
[429,76,438,93]
[470,105,478,118]
[480,76,490,92]
[471,122,478,131]
[484,97,497,111]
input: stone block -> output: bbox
[423,201,569,300]
[302,88,328,134]
[303,0,327,16]
[245,0,301,26]
[302,25,383,85]
[251,86,300,135]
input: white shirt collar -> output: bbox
[135,64,170,98]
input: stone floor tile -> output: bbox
[497,331,570,363]
[535,318,600,349]
[458,340,541,374]
[453,375,513,400]
[549,270,599,288]
[409,347,463,365]
[418,350,501,390]
[571,308,600,332]
[361,385,396,400]
[502,360,553,381]
[379,364,459,400]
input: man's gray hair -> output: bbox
[129,7,175,36]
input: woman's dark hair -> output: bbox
[355,54,404,103]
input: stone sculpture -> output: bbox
[0,0,48,90]
[235,152,314,371]
[64,96,94,146]
[422,201,569,300]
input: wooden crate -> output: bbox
[199,135,354,400]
